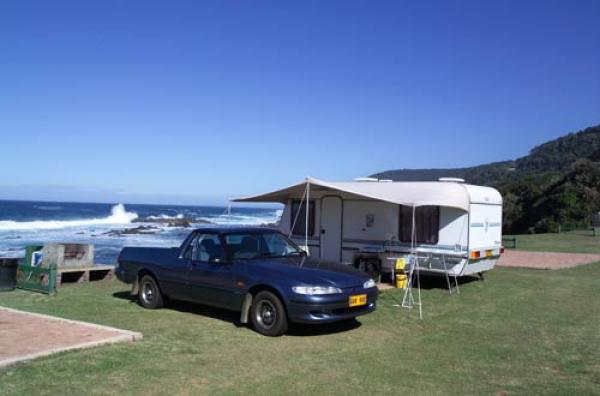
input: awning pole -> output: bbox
[401,204,422,319]
[288,184,308,239]
[305,181,310,250]
[413,204,422,320]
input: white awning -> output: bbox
[232,177,502,211]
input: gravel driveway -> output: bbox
[498,250,600,270]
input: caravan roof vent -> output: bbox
[354,177,379,182]
[438,177,465,183]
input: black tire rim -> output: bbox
[255,300,277,330]
[141,281,155,304]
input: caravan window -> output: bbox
[399,206,439,244]
[290,200,315,236]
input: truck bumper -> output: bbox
[115,267,134,284]
[286,289,378,324]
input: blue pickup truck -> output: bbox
[116,227,378,336]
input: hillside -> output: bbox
[372,125,600,233]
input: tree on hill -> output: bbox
[372,124,600,233]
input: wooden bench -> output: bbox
[56,265,115,287]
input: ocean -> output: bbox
[0,200,282,264]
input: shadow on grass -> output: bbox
[112,291,239,324]
[411,273,482,291]
[112,291,362,336]
[287,318,361,336]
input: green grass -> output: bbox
[1,265,600,395]
[506,230,600,254]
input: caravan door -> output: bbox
[320,196,342,262]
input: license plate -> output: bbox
[349,294,367,307]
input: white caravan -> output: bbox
[233,177,503,277]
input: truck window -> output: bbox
[194,234,226,263]
[182,236,195,260]
[224,232,303,260]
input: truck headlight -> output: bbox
[292,286,342,295]
[363,279,376,289]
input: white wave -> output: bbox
[34,205,63,211]
[146,213,184,220]
[0,203,138,231]
[197,212,282,226]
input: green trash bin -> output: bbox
[0,258,19,291]
[17,245,57,295]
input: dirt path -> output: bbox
[0,307,141,368]
[498,250,600,270]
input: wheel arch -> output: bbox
[133,267,159,295]
[240,284,288,324]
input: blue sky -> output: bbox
[0,0,599,204]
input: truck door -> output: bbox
[161,235,198,301]
[159,257,193,301]
[187,233,238,309]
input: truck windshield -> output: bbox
[224,232,305,260]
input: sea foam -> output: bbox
[0,203,138,231]
[146,213,185,220]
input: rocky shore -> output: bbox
[133,217,191,228]
[100,216,214,236]
[102,226,160,236]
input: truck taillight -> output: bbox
[469,251,481,259]
[500,247,505,254]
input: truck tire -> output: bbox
[250,291,288,336]
[138,274,164,309]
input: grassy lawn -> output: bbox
[506,230,600,254]
[1,265,599,395]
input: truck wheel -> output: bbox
[250,291,288,336]
[138,275,164,309]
